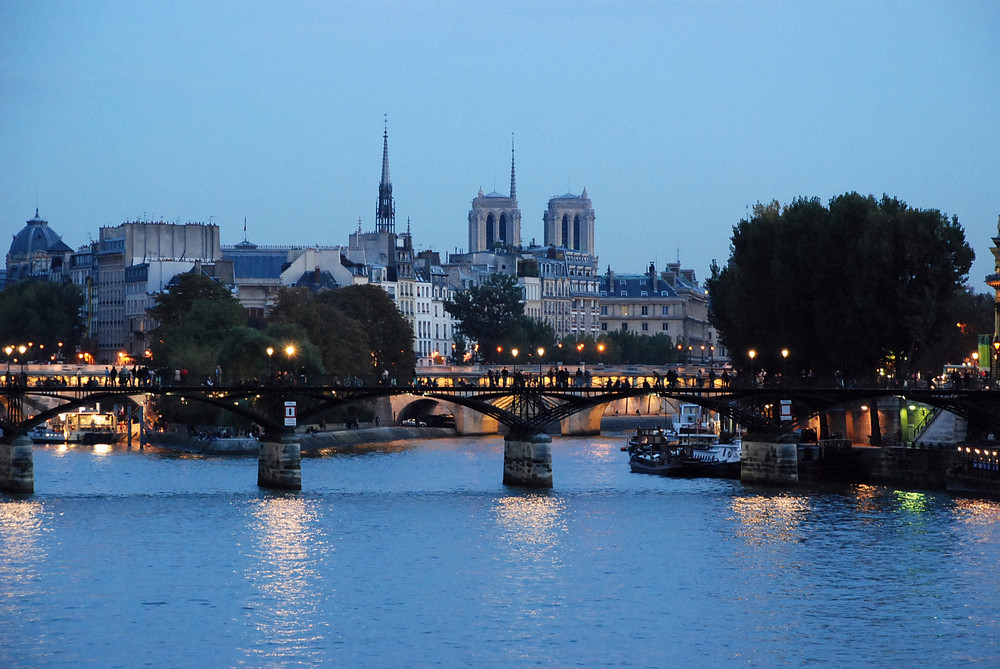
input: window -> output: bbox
[601,322,608,331]
[661,323,669,331]
[621,323,628,331]
[661,306,669,316]
[642,323,649,332]
[641,306,649,316]
[601,306,608,316]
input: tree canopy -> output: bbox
[148,273,248,373]
[706,193,975,381]
[444,273,526,362]
[0,280,85,359]
[267,284,415,382]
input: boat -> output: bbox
[945,447,1000,498]
[27,425,66,444]
[629,446,685,475]
[623,426,675,452]
[627,433,742,478]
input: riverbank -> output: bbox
[145,426,457,455]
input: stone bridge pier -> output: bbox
[0,435,33,494]
[503,432,553,488]
[258,432,301,490]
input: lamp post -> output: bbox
[537,347,545,377]
[266,346,274,376]
[993,340,999,385]
[781,348,789,388]
[511,348,519,375]
[748,349,757,387]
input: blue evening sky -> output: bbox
[2,1,998,288]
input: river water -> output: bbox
[2,435,999,667]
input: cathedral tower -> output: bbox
[543,188,595,254]
[468,137,521,253]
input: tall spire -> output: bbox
[376,115,395,233]
[509,133,517,200]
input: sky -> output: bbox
[2,0,998,288]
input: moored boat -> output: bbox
[623,426,675,452]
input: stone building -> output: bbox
[543,190,596,255]
[5,208,73,286]
[468,140,521,253]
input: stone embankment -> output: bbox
[147,426,456,455]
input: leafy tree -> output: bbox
[445,273,525,362]
[323,284,416,381]
[0,280,85,358]
[148,274,248,373]
[707,193,974,381]
[268,285,415,382]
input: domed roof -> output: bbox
[8,209,72,260]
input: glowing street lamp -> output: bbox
[511,348,519,375]
[266,346,274,374]
[781,348,789,387]
[748,349,757,386]
[537,347,545,376]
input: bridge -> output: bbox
[3,377,1000,494]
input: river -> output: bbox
[2,435,999,667]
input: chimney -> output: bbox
[314,266,321,285]
[606,265,615,292]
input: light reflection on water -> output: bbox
[242,494,327,664]
[2,438,1000,666]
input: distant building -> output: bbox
[93,220,222,363]
[5,208,73,286]
[598,262,723,363]
[543,190,595,255]
[468,140,521,253]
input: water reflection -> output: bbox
[729,494,811,545]
[0,499,48,595]
[493,494,568,560]
[242,495,327,664]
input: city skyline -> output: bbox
[2,1,998,284]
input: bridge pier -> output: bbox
[0,435,34,494]
[257,433,301,491]
[559,405,604,436]
[503,432,553,488]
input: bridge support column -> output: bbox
[0,435,34,494]
[258,433,301,491]
[503,432,553,488]
[741,440,799,485]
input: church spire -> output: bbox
[376,115,395,233]
[509,133,517,200]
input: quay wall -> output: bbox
[147,427,456,454]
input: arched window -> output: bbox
[499,213,508,246]
[573,215,581,250]
[486,213,495,248]
[561,214,569,248]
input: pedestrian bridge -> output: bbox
[3,379,1000,494]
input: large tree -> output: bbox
[268,284,415,382]
[444,273,525,361]
[706,193,974,381]
[0,280,85,359]
[148,273,248,374]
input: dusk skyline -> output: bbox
[2,1,998,284]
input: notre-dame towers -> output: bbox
[543,188,595,254]
[468,140,521,253]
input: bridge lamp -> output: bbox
[537,347,545,376]
[781,349,789,386]
[512,348,519,373]
[266,347,274,373]
[285,345,296,369]
[748,349,756,386]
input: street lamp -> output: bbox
[266,346,274,375]
[511,348,519,375]
[748,349,757,386]
[781,348,789,387]
[537,347,545,377]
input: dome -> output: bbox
[8,209,72,260]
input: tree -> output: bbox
[706,193,974,381]
[148,274,248,373]
[0,280,85,358]
[444,273,525,361]
[268,285,415,382]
